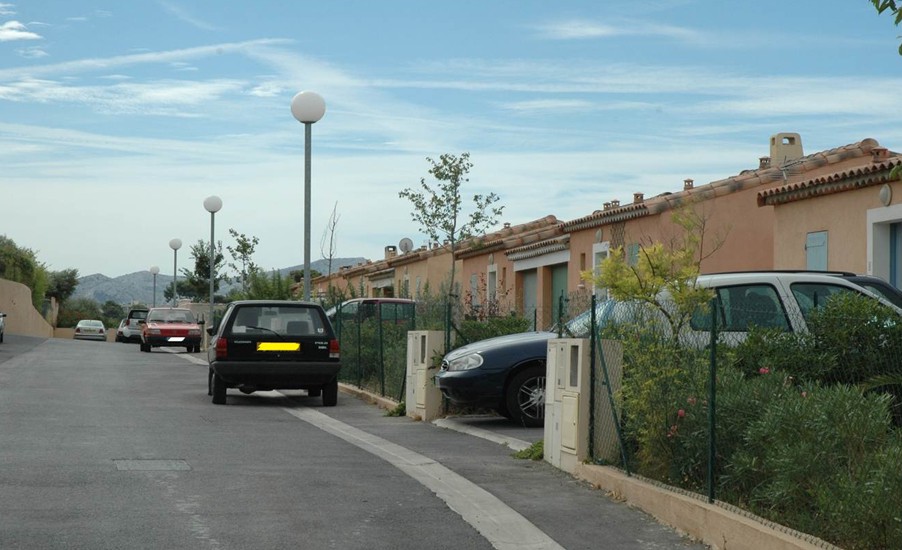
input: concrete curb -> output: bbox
[572,465,839,550]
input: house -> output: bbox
[314,133,902,329]
[756,139,902,283]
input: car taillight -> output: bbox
[125,319,131,326]
[215,337,228,359]
[329,338,340,359]
[74,328,81,333]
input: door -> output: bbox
[805,231,828,271]
[520,270,538,330]
[550,264,569,325]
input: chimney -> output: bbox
[384,245,397,260]
[503,222,511,228]
[872,147,889,161]
[683,179,694,190]
[633,192,644,204]
[603,202,612,210]
[770,132,804,165]
[610,199,620,208]
[759,157,771,169]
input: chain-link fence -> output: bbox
[332,301,416,402]
[586,291,902,550]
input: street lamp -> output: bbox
[290,90,326,301]
[149,266,160,307]
[169,238,182,306]
[203,196,222,331]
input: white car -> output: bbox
[0,312,6,343]
[73,319,107,341]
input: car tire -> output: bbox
[140,342,150,352]
[212,372,227,405]
[308,388,321,397]
[207,368,213,396]
[322,378,338,407]
[505,366,546,428]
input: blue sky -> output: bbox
[2,1,902,278]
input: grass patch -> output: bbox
[513,440,544,460]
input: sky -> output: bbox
[2,1,902,278]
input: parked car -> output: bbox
[206,300,341,406]
[139,307,202,353]
[0,311,6,343]
[117,307,149,343]
[73,319,107,341]
[435,271,902,428]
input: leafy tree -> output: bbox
[178,239,226,301]
[226,229,260,295]
[583,205,721,337]
[57,297,102,328]
[399,152,504,297]
[872,0,902,54]
[246,269,293,300]
[0,235,50,308]
[46,269,80,303]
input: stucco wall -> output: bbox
[0,278,54,338]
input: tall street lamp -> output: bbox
[290,90,326,301]
[169,238,182,306]
[149,266,160,307]
[203,196,222,331]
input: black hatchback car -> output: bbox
[206,300,341,406]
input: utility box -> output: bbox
[405,330,444,421]
[544,338,590,474]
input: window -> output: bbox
[691,284,790,332]
[790,283,859,321]
[592,241,611,298]
[626,243,640,266]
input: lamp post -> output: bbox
[149,266,160,307]
[169,238,182,306]
[203,196,222,330]
[290,90,326,301]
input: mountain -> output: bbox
[73,257,367,306]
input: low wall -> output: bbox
[0,279,53,338]
[54,327,118,343]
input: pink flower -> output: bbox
[759,367,770,375]
[687,397,697,406]
[677,409,686,418]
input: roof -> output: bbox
[757,154,902,207]
[563,138,890,231]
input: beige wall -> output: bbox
[0,278,54,338]
[771,182,901,274]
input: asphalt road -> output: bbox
[0,335,706,549]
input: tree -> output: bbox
[226,229,260,295]
[47,269,80,303]
[179,239,226,301]
[320,201,340,278]
[399,153,504,297]
[583,205,723,337]
[57,297,102,328]
[872,0,902,54]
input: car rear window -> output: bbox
[147,309,196,323]
[128,310,148,320]
[227,305,327,337]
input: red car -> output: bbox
[139,307,202,353]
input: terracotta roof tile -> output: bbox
[757,156,902,206]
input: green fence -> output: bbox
[587,291,902,550]
[332,301,416,402]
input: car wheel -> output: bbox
[307,388,321,397]
[140,342,150,352]
[505,367,546,428]
[322,378,338,407]
[495,404,513,420]
[207,368,213,396]
[212,372,227,405]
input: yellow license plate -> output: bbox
[257,342,301,352]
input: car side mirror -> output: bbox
[206,327,215,336]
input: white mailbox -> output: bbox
[544,338,590,474]
[405,330,444,421]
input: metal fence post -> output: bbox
[707,296,718,504]
[588,292,597,460]
[378,304,385,396]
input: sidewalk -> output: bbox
[337,384,838,550]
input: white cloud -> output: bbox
[159,0,219,31]
[532,18,701,42]
[0,3,14,16]
[0,20,40,41]
[16,46,47,58]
